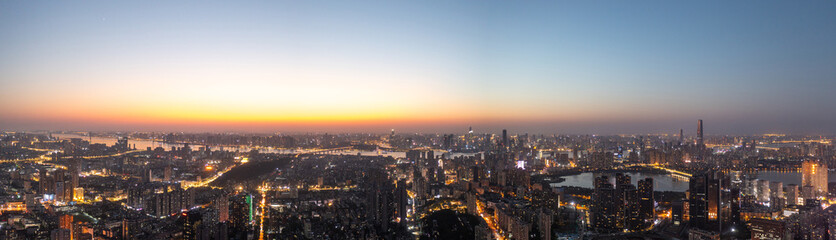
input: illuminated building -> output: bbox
[672,201,684,225]
[688,228,719,240]
[689,173,719,231]
[768,181,783,208]
[73,187,84,202]
[217,195,229,223]
[183,210,202,240]
[59,214,73,230]
[230,193,253,233]
[592,176,618,233]
[638,178,654,220]
[749,218,784,240]
[502,129,509,150]
[786,184,800,205]
[696,119,704,147]
[366,168,392,231]
[757,180,770,203]
[801,159,827,198]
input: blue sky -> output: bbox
[1,1,835,134]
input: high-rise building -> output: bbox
[638,178,654,220]
[183,210,202,240]
[672,201,684,225]
[217,195,229,223]
[689,173,722,231]
[757,180,770,203]
[164,165,172,182]
[59,214,73,230]
[696,119,704,147]
[395,180,408,224]
[230,193,253,233]
[366,168,393,232]
[622,185,642,231]
[786,184,800,205]
[769,181,784,208]
[502,129,509,150]
[592,176,619,233]
[801,159,828,198]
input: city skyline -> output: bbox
[3,1,836,134]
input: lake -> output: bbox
[550,170,836,192]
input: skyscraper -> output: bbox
[696,119,704,147]
[801,159,828,198]
[786,184,800,205]
[502,129,509,149]
[183,210,202,240]
[217,195,229,223]
[230,194,253,233]
[689,174,709,230]
[366,168,393,232]
[638,178,654,220]
[592,176,618,233]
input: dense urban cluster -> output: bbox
[0,120,834,239]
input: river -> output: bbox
[51,133,479,159]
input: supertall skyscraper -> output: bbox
[696,119,704,147]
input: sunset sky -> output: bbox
[2,1,836,134]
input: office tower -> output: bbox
[396,180,408,223]
[638,178,654,220]
[672,201,684,225]
[802,159,828,198]
[230,194,253,233]
[679,129,684,144]
[689,174,707,226]
[721,188,741,229]
[689,173,722,231]
[707,175,721,223]
[696,119,704,147]
[786,184,800,205]
[502,129,509,149]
